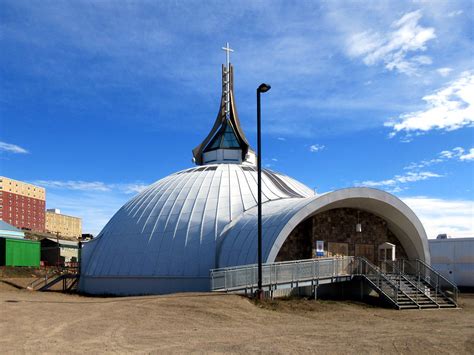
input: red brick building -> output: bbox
[0,176,46,232]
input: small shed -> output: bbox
[0,221,40,267]
[41,238,79,266]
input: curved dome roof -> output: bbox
[82,164,314,279]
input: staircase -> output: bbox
[357,258,458,309]
[27,269,79,292]
[386,274,456,309]
[210,256,458,310]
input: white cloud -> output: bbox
[0,141,29,154]
[439,147,465,160]
[402,196,473,238]
[32,180,111,192]
[346,10,436,75]
[436,67,453,77]
[277,137,286,141]
[360,171,442,188]
[404,146,469,170]
[309,144,325,153]
[118,183,149,194]
[447,10,463,17]
[31,180,149,194]
[460,148,474,161]
[386,71,474,135]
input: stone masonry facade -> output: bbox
[276,208,407,263]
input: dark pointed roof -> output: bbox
[204,119,241,151]
[192,64,253,165]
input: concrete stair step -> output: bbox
[399,305,419,309]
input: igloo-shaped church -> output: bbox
[79,56,430,296]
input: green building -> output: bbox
[0,220,40,267]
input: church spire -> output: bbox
[222,42,234,120]
[192,44,255,166]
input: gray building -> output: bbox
[429,238,474,287]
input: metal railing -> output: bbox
[27,265,79,292]
[27,268,62,291]
[400,259,458,304]
[381,260,428,306]
[210,256,354,292]
[210,256,458,308]
[351,257,402,305]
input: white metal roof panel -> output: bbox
[81,164,314,280]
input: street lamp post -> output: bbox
[256,83,271,300]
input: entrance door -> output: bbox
[355,243,375,263]
[328,242,348,257]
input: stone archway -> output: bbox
[275,208,408,264]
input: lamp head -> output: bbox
[257,83,271,93]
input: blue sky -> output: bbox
[1,0,473,237]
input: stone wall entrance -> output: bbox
[275,208,407,264]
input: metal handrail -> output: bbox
[210,256,458,308]
[382,260,438,306]
[210,256,354,292]
[211,256,344,273]
[416,258,458,291]
[27,268,62,290]
[27,264,79,291]
[353,257,402,305]
[401,259,458,304]
[417,259,458,303]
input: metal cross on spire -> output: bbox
[221,42,234,119]
[222,42,234,70]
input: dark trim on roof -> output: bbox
[192,64,252,165]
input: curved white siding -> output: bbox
[217,188,431,268]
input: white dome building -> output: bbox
[79,60,430,296]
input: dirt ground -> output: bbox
[0,280,473,354]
